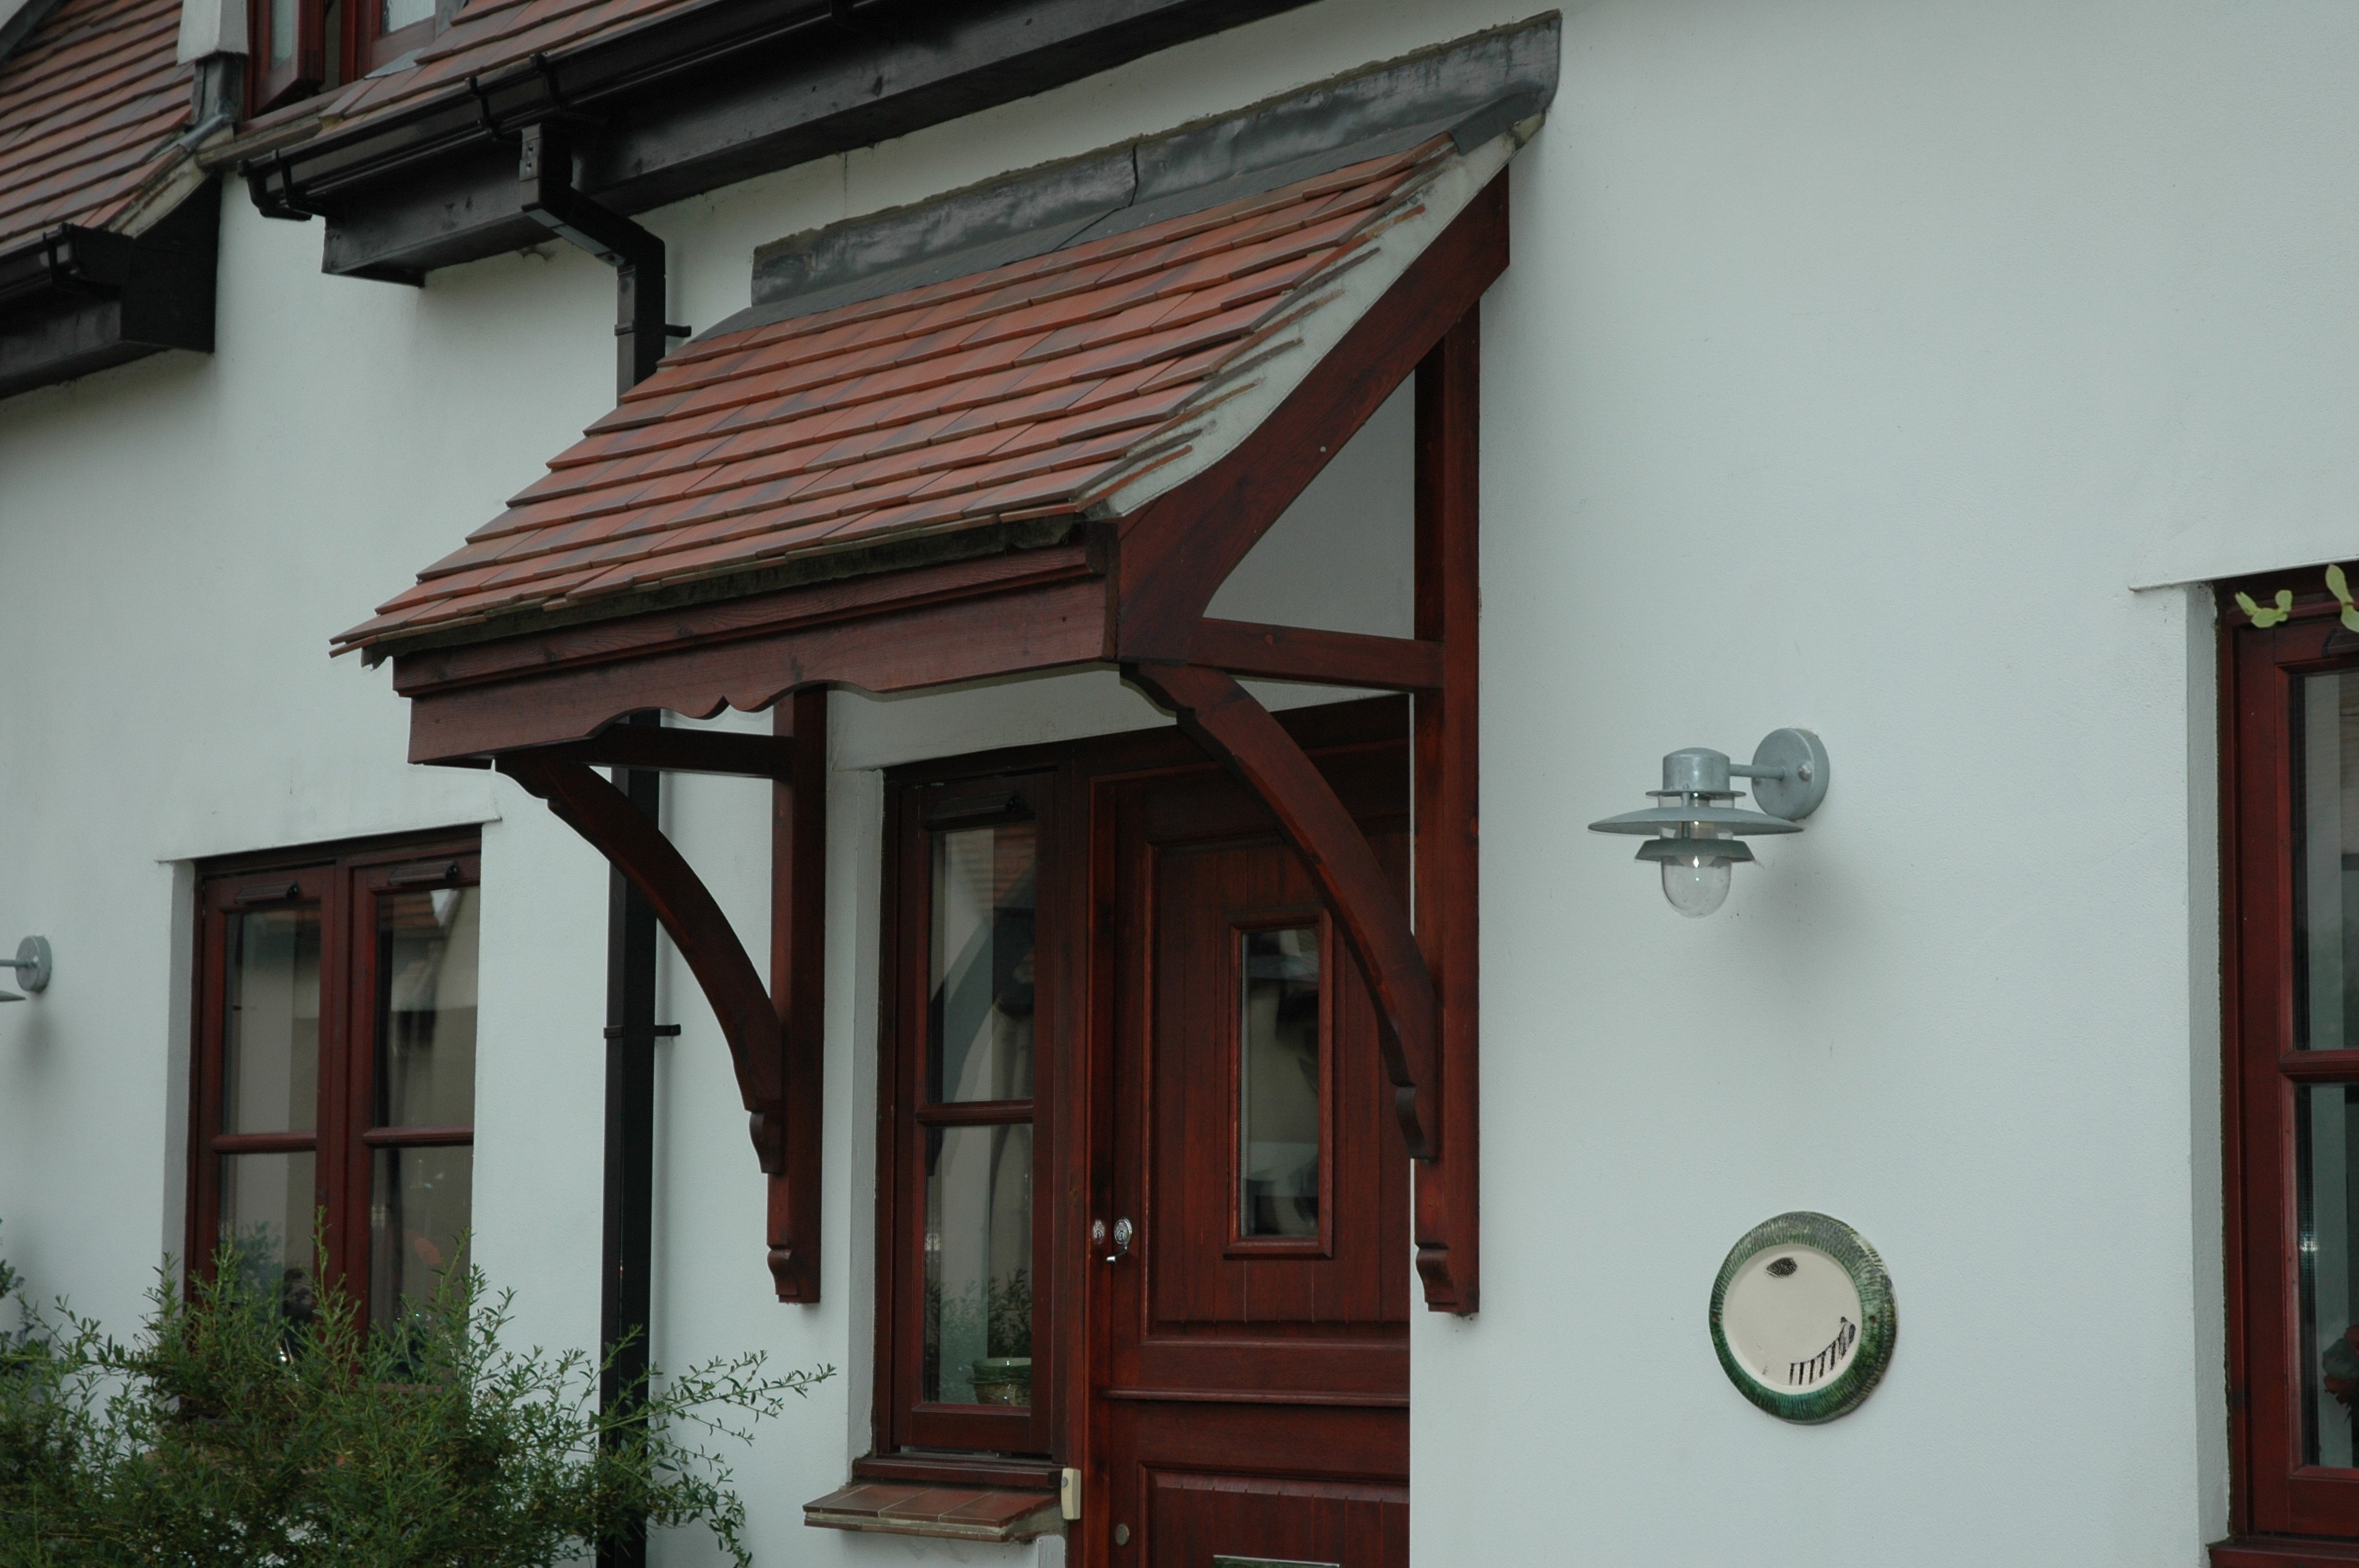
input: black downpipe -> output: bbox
[598,724,662,1568]
[517,125,682,1568]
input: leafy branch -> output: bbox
[0,1226,829,1568]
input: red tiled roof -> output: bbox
[316,0,696,130]
[0,0,191,253]
[337,136,1456,653]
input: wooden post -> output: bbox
[1412,307,1481,1315]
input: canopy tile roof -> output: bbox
[0,0,193,253]
[337,129,1499,655]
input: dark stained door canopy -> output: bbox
[347,60,1528,1309]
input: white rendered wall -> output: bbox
[7,0,2358,1563]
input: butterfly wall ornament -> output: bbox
[2237,589,2294,627]
[2328,564,2359,633]
[2234,566,2359,631]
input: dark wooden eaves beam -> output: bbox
[1186,619,1441,691]
[522,727,794,779]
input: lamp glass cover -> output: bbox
[1661,853,1732,918]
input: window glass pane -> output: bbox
[219,1150,318,1328]
[375,886,478,1127]
[2301,1085,2359,1465]
[370,1145,471,1329]
[2297,672,2359,1048]
[224,907,321,1134]
[929,823,1035,1103]
[1241,924,1321,1238]
[381,0,433,31]
[267,0,294,64]
[923,1123,1032,1406]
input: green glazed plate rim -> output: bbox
[1707,1210,1896,1425]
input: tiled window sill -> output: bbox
[2215,1536,2359,1565]
[805,1482,1062,1543]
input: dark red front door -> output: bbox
[1090,737,1410,1567]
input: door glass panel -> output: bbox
[923,1123,1032,1406]
[2296,672,2359,1049]
[224,907,321,1134]
[219,1149,318,1325]
[929,822,1036,1102]
[375,886,478,1127]
[369,1145,471,1328]
[1240,925,1322,1238]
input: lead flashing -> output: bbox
[726,12,1558,338]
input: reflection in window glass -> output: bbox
[2301,1086,2359,1465]
[375,887,478,1127]
[369,1145,471,1330]
[225,907,321,1134]
[270,0,293,64]
[2297,673,2359,1051]
[382,0,434,31]
[1240,925,1321,1239]
[220,1150,318,1330]
[929,823,1036,1103]
[923,1123,1032,1406]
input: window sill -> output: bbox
[805,1483,1062,1544]
[852,1451,1063,1491]
[2214,1536,2359,1565]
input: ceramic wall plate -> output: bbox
[1709,1211,1896,1424]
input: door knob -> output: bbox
[1103,1217,1134,1264]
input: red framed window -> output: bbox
[246,0,442,114]
[187,833,481,1330]
[874,771,1059,1461]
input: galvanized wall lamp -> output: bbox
[0,937,52,1002]
[1589,731,1830,916]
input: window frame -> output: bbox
[2223,576,2359,1547]
[185,830,482,1321]
[1224,907,1336,1260]
[874,770,1061,1461]
[245,0,442,116]
[246,0,327,114]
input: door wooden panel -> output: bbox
[1094,741,1409,1567]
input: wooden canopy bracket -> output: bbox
[495,684,828,1302]
[1114,303,1486,1313]
[1125,661,1439,1156]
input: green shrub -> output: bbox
[0,1225,828,1567]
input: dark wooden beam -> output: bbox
[1411,309,1481,1316]
[1123,661,1438,1159]
[400,553,1105,762]
[496,756,786,1167]
[768,688,828,1303]
[1110,173,1507,655]
[1184,619,1442,691]
[525,727,794,779]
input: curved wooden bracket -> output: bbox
[1123,661,1439,1160]
[497,754,787,1166]
[500,696,827,1306]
